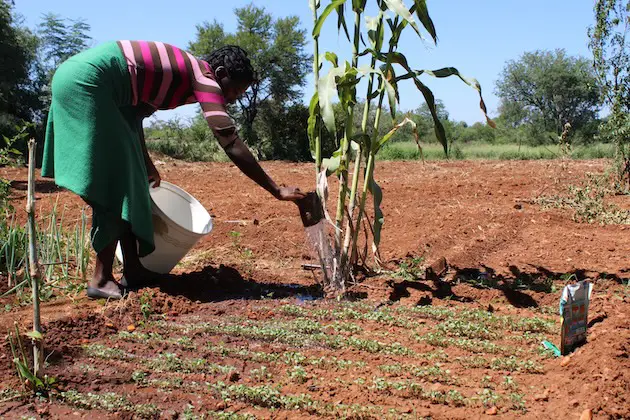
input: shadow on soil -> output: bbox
[387,278,475,306]
[387,264,626,309]
[157,264,327,303]
[451,264,625,308]
[10,179,61,194]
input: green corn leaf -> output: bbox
[368,178,385,256]
[352,0,367,12]
[376,17,385,50]
[307,92,320,159]
[339,85,359,109]
[338,65,360,109]
[386,17,402,46]
[387,17,406,46]
[383,0,423,39]
[394,69,426,82]
[365,12,385,50]
[391,17,412,46]
[386,52,412,73]
[385,65,399,115]
[357,48,372,58]
[352,133,371,149]
[309,0,320,12]
[378,63,397,118]
[336,2,352,42]
[14,358,41,388]
[365,14,380,32]
[318,66,345,134]
[313,0,348,37]
[325,52,339,67]
[374,117,416,153]
[322,155,342,176]
[323,138,345,176]
[363,49,414,75]
[387,17,397,33]
[411,77,448,155]
[413,0,437,43]
[365,13,385,50]
[423,67,496,128]
[360,32,367,47]
[358,65,398,120]
[26,330,43,341]
[382,68,398,120]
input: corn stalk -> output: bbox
[309,0,494,296]
[26,138,43,377]
[343,9,385,268]
[310,0,323,174]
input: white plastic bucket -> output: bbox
[115,181,212,273]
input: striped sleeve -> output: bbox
[187,53,238,148]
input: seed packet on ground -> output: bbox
[559,280,593,355]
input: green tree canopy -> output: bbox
[589,0,630,112]
[37,13,92,111]
[188,4,311,153]
[589,0,630,181]
[38,13,92,70]
[495,49,601,137]
[0,0,39,135]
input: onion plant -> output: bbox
[308,0,494,295]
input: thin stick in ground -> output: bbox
[26,138,43,378]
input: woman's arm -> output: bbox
[136,116,161,187]
[190,57,304,201]
[222,136,304,201]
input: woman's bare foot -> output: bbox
[87,276,124,299]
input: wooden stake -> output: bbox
[26,138,43,378]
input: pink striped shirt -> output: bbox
[117,40,237,147]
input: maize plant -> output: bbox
[308,0,494,295]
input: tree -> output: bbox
[495,49,601,142]
[38,13,91,70]
[416,100,449,122]
[0,0,40,137]
[254,101,311,161]
[589,0,630,182]
[37,13,92,111]
[390,100,447,144]
[589,0,630,112]
[189,4,311,155]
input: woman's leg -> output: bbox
[88,240,123,298]
[120,225,160,288]
[86,203,125,299]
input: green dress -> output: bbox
[41,41,154,257]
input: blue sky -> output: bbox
[15,0,596,125]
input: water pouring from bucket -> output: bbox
[296,192,335,288]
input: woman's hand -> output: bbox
[275,186,306,202]
[147,161,162,188]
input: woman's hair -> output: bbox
[207,45,257,85]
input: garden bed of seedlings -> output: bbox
[1,159,629,419]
